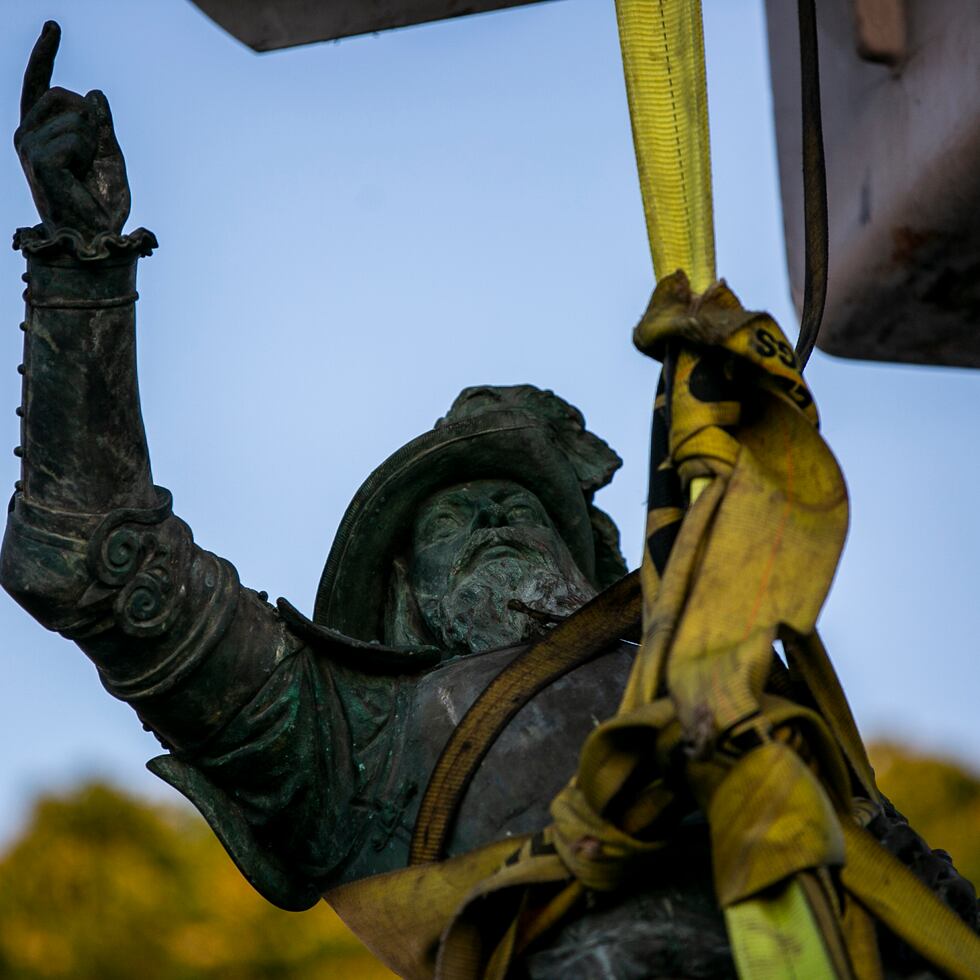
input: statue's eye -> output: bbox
[430,512,462,538]
[507,504,535,523]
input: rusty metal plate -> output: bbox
[190,0,553,51]
[767,0,980,368]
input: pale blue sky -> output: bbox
[0,0,977,843]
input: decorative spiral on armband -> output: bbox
[117,567,173,635]
[99,526,144,584]
[86,488,184,637]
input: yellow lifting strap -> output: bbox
[615,1,837,974]
[611,3,979,977]
[614,0,715,291]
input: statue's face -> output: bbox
[409,480,595,654]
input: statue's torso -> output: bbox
[339,640,636,882]
[337,640,739,979]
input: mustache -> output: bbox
[450,527,544,577]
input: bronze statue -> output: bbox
[4,22,975,979]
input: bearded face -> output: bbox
[406,481,595,655]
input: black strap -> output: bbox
[795,0,829,370]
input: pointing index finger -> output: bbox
[21,21,61,124]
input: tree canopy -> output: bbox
[0,782,394,979]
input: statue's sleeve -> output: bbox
[0,229,357,909]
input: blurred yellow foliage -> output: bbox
[0,742,975,978]
[868,741,980,888]
[0,783,395,979]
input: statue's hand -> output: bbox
[14,22,130,238]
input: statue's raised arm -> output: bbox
[1,23,365,910]
[12,21,152,514]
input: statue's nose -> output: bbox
[474,501,506,529]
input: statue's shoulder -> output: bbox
[275,597,441,673]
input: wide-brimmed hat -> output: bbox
[313,385,627,643]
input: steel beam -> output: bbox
[190,0,553,51]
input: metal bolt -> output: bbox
[16,364,25,375]
[13,446,23,457]
[15,407,23,417]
